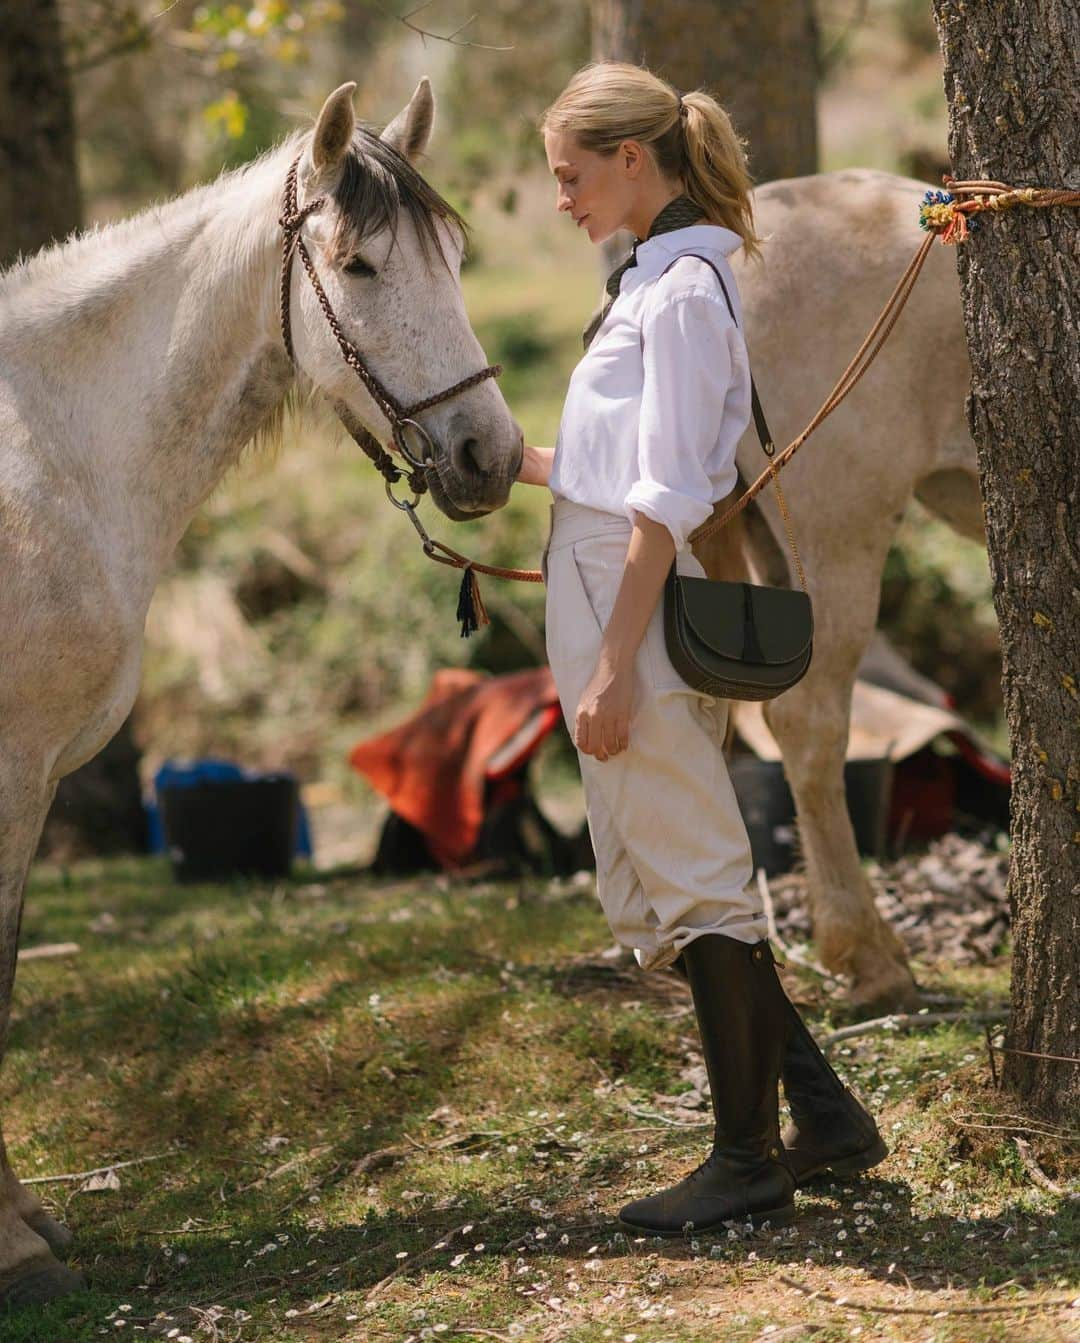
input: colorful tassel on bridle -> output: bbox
[456,564,491,638]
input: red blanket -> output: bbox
[349,667,562,869]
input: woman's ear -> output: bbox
[620,140,645,178]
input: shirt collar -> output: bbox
[620,224,743,294]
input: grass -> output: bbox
[4,856,1078,1342]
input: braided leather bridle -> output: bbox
[277,152,503,511]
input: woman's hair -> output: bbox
[539,61,764,264]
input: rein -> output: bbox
[279,166,1080,638]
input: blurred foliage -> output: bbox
[815,0,941,82]
[881,500,1002,739]
[439,0,589,205]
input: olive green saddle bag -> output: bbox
[657,255,813,701]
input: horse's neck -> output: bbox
[7,141,298,579]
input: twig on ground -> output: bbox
[275,1161,346,1217]
[985,1023,999,1087]
[821,1010,1007,1048]
[994,1044,1080,1066]
[779,1273,1078,1316]
[946,1111,1080,1143]
[1014,1138,1079,1197]
[366,1217,493,1301]
[783,944,845,989]
[625,1105,709,1129]
[756,869,791,959]
[590,1056,615,1089]
[239,1143,333,1193]
[451,1330,515,1341]
[23,1152,173,1186]
[18,942,81,961]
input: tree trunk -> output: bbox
[590,0,819,186]
[931,1,1079,1123]
[2,2,146,859]
[0,0,81,265]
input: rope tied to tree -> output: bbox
[921,178,1080,245]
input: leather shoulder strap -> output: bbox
[657,253,775,461]
[656,254,807,593]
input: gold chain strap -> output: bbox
[767,459,808,592]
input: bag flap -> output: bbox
[675,574,813,665]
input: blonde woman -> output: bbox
[514,61,886,1235]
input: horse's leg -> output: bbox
[0,755,84,1305]
[763,553,920,1013]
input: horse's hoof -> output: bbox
[0,1259,86,1308]
[23,1210,75,1259]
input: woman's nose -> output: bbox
[557,188,571,212]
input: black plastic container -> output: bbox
[728,755,894,876]
[159,776,298,883]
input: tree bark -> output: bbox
[590,0,819,186]
[0,0,82,265]
[931,0,1079,1123]
[2,2,146,858]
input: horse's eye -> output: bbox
[343,253,376,278]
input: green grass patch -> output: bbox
[5,858,1076,1341]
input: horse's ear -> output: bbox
[381,76,436,164]
[310,82,357,177]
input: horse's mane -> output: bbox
[0,120,467,468]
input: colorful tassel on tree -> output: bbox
[919,188,980,245]
[456,564,490,638]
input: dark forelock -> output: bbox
[328,126,467,269]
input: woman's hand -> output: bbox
[575,652,634,760]
[572,510,677,761]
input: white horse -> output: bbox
[698,166,985,1013]
[0,79,522,1305]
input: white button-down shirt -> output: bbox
[549,223,751,554]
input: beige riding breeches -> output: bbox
[541,495,766,971]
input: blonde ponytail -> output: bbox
[540,61,765,264]
[679,90,763,265]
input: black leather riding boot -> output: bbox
[669,951,887,1186]
[617,936,796,1236]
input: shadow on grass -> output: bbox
[5,1177,1078,1339]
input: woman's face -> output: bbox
[543,128,637,245]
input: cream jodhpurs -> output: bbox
[541,495,766,972]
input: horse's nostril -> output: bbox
[454,435,487,477]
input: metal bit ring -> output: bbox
[385,477,423,511]
[392,417,437,471]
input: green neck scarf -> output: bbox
[582,193,705,350]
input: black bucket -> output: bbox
[159,776,298,883]
[728,755,894,876]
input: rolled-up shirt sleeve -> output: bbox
[623,290,736,553]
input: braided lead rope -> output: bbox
[688,227,937,549]
[415,225,940,598]
[423,537,545,583]
[282,168,1080,625]
[690,178,1080,550]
